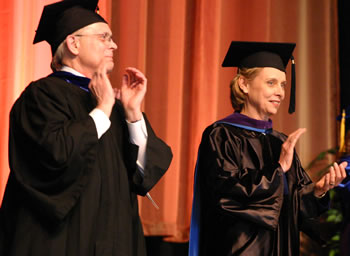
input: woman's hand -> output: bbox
[314,162,347,197]
[278,128,307,172]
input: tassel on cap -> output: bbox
[340,109,346,152]
[288,56,296,114]
[222,41,297,114]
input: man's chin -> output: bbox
[106,62,114,73]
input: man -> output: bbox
[0,0,172,255]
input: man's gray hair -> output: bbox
[50,40,66,72]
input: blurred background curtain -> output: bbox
[0,0,339,245]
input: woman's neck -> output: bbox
[240,107,269,121]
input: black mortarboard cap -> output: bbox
[222,41,296,113]
[33,0,106,56]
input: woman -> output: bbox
[189,41,347,256]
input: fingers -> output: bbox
[317,162,348,194]
[278,128,306,172]
[114,88,121,100]
[329,165,336,187]
[282,128,306,155]
[286,128,307,149]
[340,161,348,169]
[121,74,128,88]
[284,128,306,154]
[88,61,115,114]
[91,61,110,85]
[92,59,109,79]
[90,69,111,91]
[323,172,330,191]
[313,159,348,198]
[125,67,145,79]
[124,67,147,88]
[333,162,347,186]
[315,172,330,196]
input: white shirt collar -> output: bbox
[60,66,86,77]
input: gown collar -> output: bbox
[60,65,85,77]
[49,70,91,92]
[217,112,273,133]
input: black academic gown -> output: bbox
[0,74,172,256]
[192,116,328,256]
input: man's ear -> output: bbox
[238,76,249,94]
[65,35,79,56]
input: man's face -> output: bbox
[75,22,117,76]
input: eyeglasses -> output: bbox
[74,32,114,43]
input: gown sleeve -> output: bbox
[299,192,331,244]
[10,79,173,221]
[8,79,100,222]
[198,124,285,230]
[125,113,173,196]
[294,153,330,243]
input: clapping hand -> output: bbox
[115,67,147,122]
[279,128,307,172]
[314,162,347,197]
[89,61,115,117]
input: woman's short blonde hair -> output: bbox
[230,67,262,112]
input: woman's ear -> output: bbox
[238,76,249,94]
[65,35,79,56]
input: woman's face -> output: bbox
[239,67,286,120]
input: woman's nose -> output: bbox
[276,84,285,99]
